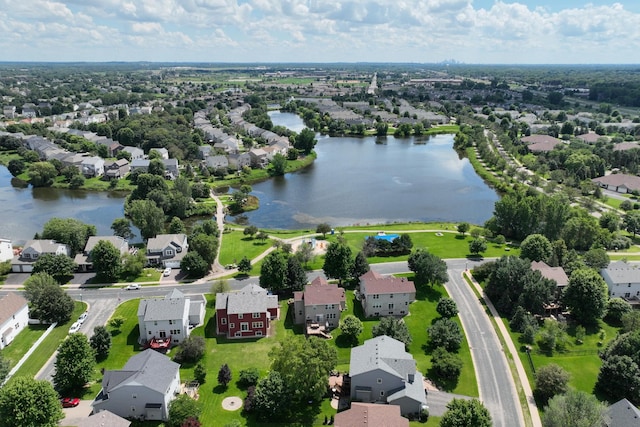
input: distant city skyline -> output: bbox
[1,0,639,64]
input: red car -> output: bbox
[60,397,80,408]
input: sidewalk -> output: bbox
[464,271,542,427]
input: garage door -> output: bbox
[164,260,180,268]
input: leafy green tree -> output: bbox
[534,364,570,404]
[372,317,412,348]
[436,297,459,318]
[286,256,307,292]
[32,253,76,283]
[108,316,125,330]
[599,211,620,232]
[316,223,331,238]
[189,233,218,265]
[217,364,232,387]
[542,390,607,427]
[68,174,85,189]
[351,251,370,279]
[130,173,169,201]
[582,247,610,270]
[622,311,640,333]
[238,256,252,274]
[42,218,96,255]
[468,238,487,256]
[440,398,492,427]
[270,336,337,405]
[563,268,608,325]
[260,251,288,291]
[53,333,96,394]
[294,128,317,154]
[295,241,314,266]
[128,199,165,239]
[407,249,448,286]
[0,377,63,427]
[561,215,600,251]
[168,394,202,427]
[624,211,640,237]
[376,122,388,136]
[27,161,57,187]
[7,159,25,177]
[323,242,353,285]
[605,297,632,325]
[24,273,74,324]
[90,326,111,362]
[596,355,640,404]
[256,231,269,242]
[91,240,121,282]
[271,153,287,175]
[428,318,462,352]
[169,216,186,234]
[339,315,363,345]
[431,347,463,384]
[252,371,286,420]
[244,225,258,238]
[520,234,553,262]
[111,217,134,240]
[121,250,146,278]
[194,363,207,385]
[148,158,165,176]
[174,336,206,364]
[181,252,209,278]
[116,127,135,146]
[457,222,470,235]
[238,368,260,388]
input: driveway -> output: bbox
[4,272,29,286]
[60,400,93,427]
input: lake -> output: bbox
[239,112,499,229]
[0,167,131,245]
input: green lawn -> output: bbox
[7,301,87,383]
[219,230,273,269]
[0,324,49,369]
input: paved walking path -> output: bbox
[464,271,542,427]
[1,322,56,386]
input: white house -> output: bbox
[0,238,13,262]
[92,349,181,421]
[359,270,416,318]
[0,293,29,350]
[601,261,640,301]
[11,240,71,273]
[146,234,188,268]
[81,156,105,177]
[137,289,205,347]
[122,146,144,160]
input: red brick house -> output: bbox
[215,284,279,338]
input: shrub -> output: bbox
[238,368,260,388]
[174,336,206,364]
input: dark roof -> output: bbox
[607,398,640,427]
[360,270,415,295]
[102,349,179,395]
[593,174,640,192]
[335,402,409,427]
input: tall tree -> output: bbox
[238,256,252,274]
[111,217,134,240]
[189,233,218,265]
[372,317,412,348]
[542,390,607,427]
[89,326,112,362]
[407,249,448,286]
[32,254,76,283]
[270,153,287,175]
[316,223,331,238]
[323,242,352,285]
[24,273,74,324]
[168,394,202,427]
[217,364,232,387]
[252,371,287,420]
[562,268,608,325]
[428,318,462,352]
[436,297,459,318]
[534,364,570,404]
[0,377,64,427]
[339,315,363,346]
[90,240,122,282]
[351,251,370,279]
[260,251,288,291]
[27,162,57,187]
[624,211,640,237]
[127,199,165,239]
[42,218,96,255]
[520,234,553,262]
[53,333,96,394]
[286,256,307,292]
[294,128,317,154]
[440,398,492,427]
[181,252,209,278]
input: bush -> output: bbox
[174,336,206,364]
[238,368,260,388]
[431,347,463,382]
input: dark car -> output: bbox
[60,397,80,408]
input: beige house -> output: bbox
[359,270,415,318]
[293,276,346,330]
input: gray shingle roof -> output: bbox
[350,335,417,379]
[102,349,179,395]
[137,290,188,322]
[78,410,131,427]
[607,398,640,427]
[602,261,640,284]
[216,283,278,314]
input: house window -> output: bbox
[388,303,394,309]
[221,318,227,325]
[253,313,260,318]
[154,321,158,326]
[380,390,385,396]
[372,294,379,299]
[377,378,382,384]
[390,294,393,298]
[235,332,242,337]
[241,323,249,331]
[256,331,263,336]
[173,339,179,343]
[169,320,173,325]
[166,250,174,256]
[252,322,263,329]
[229,323,235,329]
[132,394,137,399]
[159,331,166,338]
[389,311,394,315]
[629,284,632,287]
[131,406,136,412]
[149,331,152,335]
[400,311,406,315]
[238,314,243,319]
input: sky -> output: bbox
[1,0,639,64]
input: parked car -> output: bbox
[225,264,237,270]
[163,267,172,277]
[60,397,80,408]
[125,284,140,290]
[68,322,81,334]
[77,311,88,324]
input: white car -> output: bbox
[68,322,81,334]
[77,312,88,324]
[163,268,172,277]
[125,284,140,290]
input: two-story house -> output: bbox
[349,335,427,416]
[137,289,205,347]
[74,236,129,272]
[81,156,105,177]
[601,261,640,302]
[11,239,71,273]
[0,238,13,262]
[215,284,279,339]
[104,159,130,179]
[92,349,180,421]
[0,293,29,350]
[122,146,144,161]
[293,277,346,332]
[146,234,188,269]
[359,270,416,318]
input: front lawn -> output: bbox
[0,324,49,369]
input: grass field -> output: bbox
[0,324,49,369]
